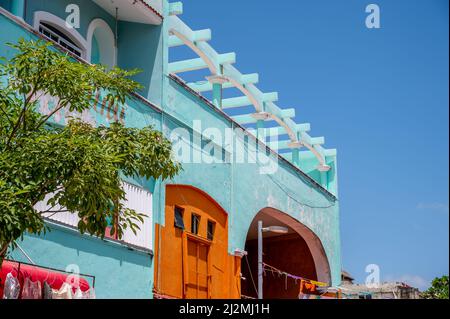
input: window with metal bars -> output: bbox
[38,22,83,57]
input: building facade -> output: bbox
[1,0,341,299]
[341,282,421,299]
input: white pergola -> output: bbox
[167,2,336,173]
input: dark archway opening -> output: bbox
[241,209,321,299]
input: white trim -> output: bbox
[86,18,117,67]
[33,11,87,59]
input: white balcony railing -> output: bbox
[35,182,153,251]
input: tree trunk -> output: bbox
[0,243,9,269]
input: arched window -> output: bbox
[87,19,116,68]
[33,11,87,59]
[38,22,83,57]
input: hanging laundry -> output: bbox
[52,282,73,299]
[73,287,83,299]
[72,287,96,299]
[310,280,328,287]
[43,281,53,299]
[21,277,42,299]
[2,272,20,299]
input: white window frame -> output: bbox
[33,11,88,59]
[86,18,117,68]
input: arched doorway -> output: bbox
[154,185,241,299]
[241,208,331,299]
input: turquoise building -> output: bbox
[0,0,341,299]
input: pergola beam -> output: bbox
[169,29,212,47]
[168,14,335,171]
[263,134,325,151]
[168,57,208,73]
[168,52,235,74]
[187,73,259,93]
[187,81,234,92]
[169,2,183,16]
[217,52,236,65]
[231,109,295,125]
[222,92,278,109]
[248,123,311,140]
[282,149,337,161]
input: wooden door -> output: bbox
[185,238,210,298]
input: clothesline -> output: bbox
[262,262,328,287]
[1,259,96,299]
[4,259,96,287]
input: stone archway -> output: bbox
[241,208,331,299]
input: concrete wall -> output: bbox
[117,21,164,103]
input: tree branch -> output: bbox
[34,100,67,131]
[0,104,13,127]
[6,86,39,147]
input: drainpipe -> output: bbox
[115,7,119,48]
[11,0,25,19]
[257,220,263,299]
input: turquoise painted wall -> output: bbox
[9,224,153,299]
[0,0,11,12]
[91,34,100,65]
[0,0,342,295]
[117,21,164,104]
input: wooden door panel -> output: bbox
[185,238,210,299]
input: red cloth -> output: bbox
[1,261,90,299]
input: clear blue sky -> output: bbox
[171,0,449,290]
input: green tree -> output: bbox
[0,39,181,264]
[421,276,449,299]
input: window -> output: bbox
[207,220,215,241]
[174,206,185,230]
[191,213,201,235]
[38,22,82,57]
